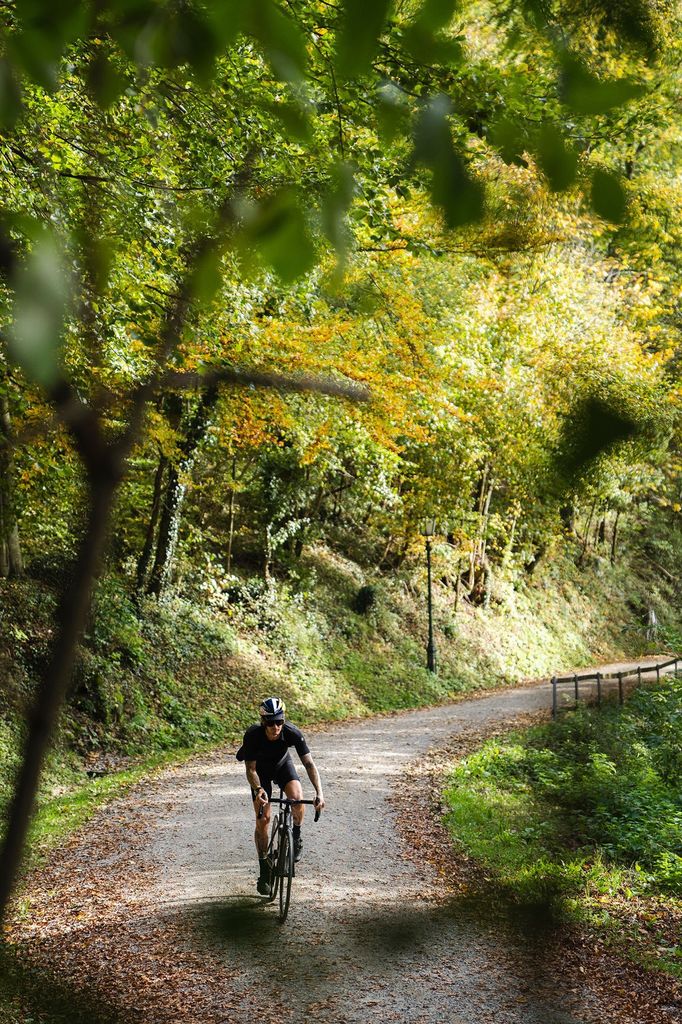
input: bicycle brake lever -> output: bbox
[314,806,321,822]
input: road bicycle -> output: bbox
[258,791,320,922]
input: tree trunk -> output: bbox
[469,462,490,590]
[146,387,218,597]
[226,455,237,573]
[560,502,576,535]
[578,498,597,565]
[147,463,181,596]
[598,517,606,545]
[0,474,117,922]
[610,509,621,564]
[502,514,517,569]
[263,524,273,582]
[136,452,167,590]
[479,478,494,561]
[0,393,24,578]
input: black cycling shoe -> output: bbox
[293,836,303,862]
[257,874,270,896]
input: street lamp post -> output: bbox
[421,519,437,674]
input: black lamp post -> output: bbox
[421,518,437,674]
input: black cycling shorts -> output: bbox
[252,755,300,801]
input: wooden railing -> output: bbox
[551,656,681,718]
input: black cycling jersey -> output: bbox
[236,722,310,773]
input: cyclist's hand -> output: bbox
[256,788,268,806]
[314,794,325,812]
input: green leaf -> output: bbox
[335,0,392,80]
[536,124,578,192]
[9,0,87,90]
[414,95,484,228]
[0,58,22,128]
[591,169,627,223]
[376,81,410,143]
[242,191,316,282]
[321,162,355,256]
[403,0,461,64]
[248,0,308,83]
[413,0,458,31]
[401,24,463,65]
[559,396,638,483]
[489,116,528,166]
[205,0,249,46]
[261,100,311,143]
[7,234,67,389]
[87,51,128,110]
[561,57,645,115]
[190,249,223,304]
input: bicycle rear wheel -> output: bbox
[266,814,280,901]
[278,827,294,923]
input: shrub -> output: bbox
[352,585,376,615]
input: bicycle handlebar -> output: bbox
[257,797,322,822]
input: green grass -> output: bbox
[442,678,682,975]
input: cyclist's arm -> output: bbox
[301,753,325,809]
[245,760,267,803]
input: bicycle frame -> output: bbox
[258,790,320,922]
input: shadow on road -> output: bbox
[0,944,123,1024]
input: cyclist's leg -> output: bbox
[275,757,304,825]
[280,767,304,863]
[253,774,273,855]
[283,778,304,825]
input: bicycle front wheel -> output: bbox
[266,814,280,901]
[278,827,294,923]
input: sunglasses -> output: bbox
[263,720,283,727]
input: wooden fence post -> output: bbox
[597,672,602,708]
[552,677,557,719]
[618,671,623,705]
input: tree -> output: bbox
[0,0,679,926]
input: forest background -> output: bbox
[0,0,681,943]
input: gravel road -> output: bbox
[11,662,670,1024]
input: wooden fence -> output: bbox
[551,656,681,718]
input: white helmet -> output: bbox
[259,696,285,723]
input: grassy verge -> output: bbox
[442,678,682,977]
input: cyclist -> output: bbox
[236,697,325,895]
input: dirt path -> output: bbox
[6,662,676,1024]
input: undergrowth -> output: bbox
[443,678,682,975]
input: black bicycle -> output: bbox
[258,791,320,922]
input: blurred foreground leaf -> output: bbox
[536,124,578,192]
[239,190,316,282]
[559,397,638,483]
[335,0,392,79]
[591,169,627,223]
[561,57,645,115]
[414,95,484,228]
[6,234,68,389]
[377,81,410,142]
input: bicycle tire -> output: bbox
[266,814,280,901]
[278,827,294,923]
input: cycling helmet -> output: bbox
[259,696,286,723]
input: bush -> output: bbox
[352,585,376,615]
[445,677,682,903]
